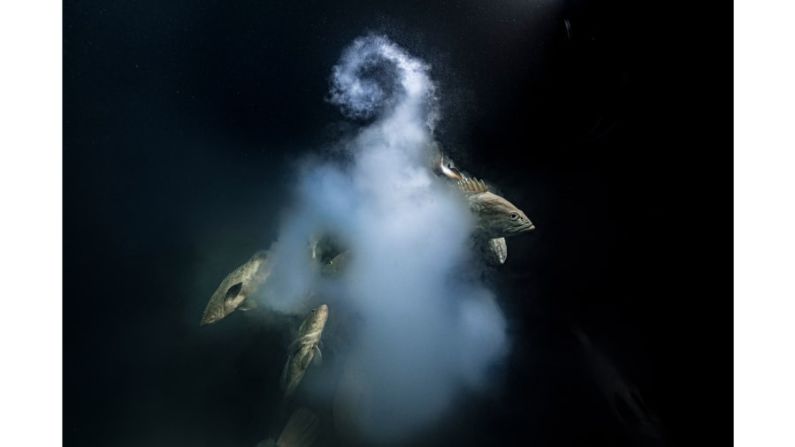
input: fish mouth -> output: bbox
[514,222,536,234]
[200,315,217,326]
[315,304,329,321]
[200,308,224,326]
[516,220,535,233]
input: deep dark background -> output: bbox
[64,0,732,446]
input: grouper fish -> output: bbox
[432,151,535,264]
[457,177,535,237]
[281,304,329,398]
[200,250,271,326]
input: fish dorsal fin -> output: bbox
[279,357,291,389]
[457,177,489,194]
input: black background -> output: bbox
[64,0,732,446]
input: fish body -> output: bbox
[432,151,535,264]
[281,304,329,398]
[458,178,535,238]
[256,408,319,447]
[200,251,271,326]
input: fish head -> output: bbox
[301,304,328,331]
[199,252,269,326]
[472,192,535,237]
[299,304,329,334]
[200,280,249,326]
[316,303,329,321]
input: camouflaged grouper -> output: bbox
[200,250,271,326]
[280,304,329,399]
[433,151,535,264]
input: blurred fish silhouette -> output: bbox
[200,250,271,326]
[256,407,320,447]
[281,304,329,398]
[575,328,666,446]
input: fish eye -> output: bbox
[510,212,518,220]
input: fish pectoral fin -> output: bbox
[312,346,323,367]
[488,237,508,265]
[239,298,258,311]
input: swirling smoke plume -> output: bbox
[259,35,508,443]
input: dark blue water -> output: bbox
[64,0,732,445]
